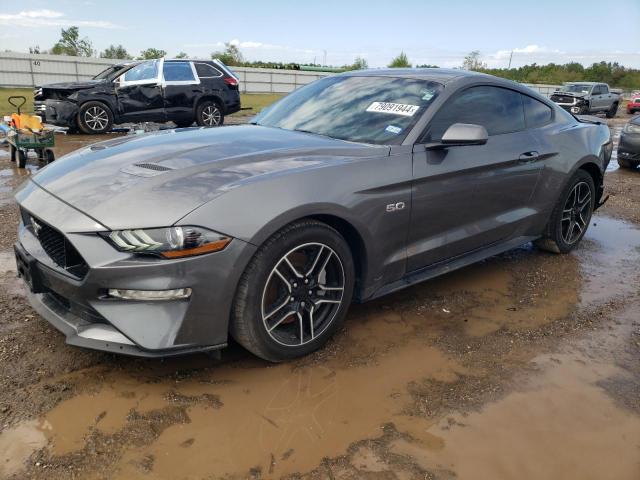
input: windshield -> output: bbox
[253,75,443,145]
[93,65,128,81]
[560,84,592,94]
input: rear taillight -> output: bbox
[223,77,238,87]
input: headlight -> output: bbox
[102,226,231,258]
[623,123,640,134]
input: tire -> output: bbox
[618,157,639,169]
[578,104,590,115]
[17,149,27,168]
[173,120,194,128]
[9,145,16,163]
[231,220,355,362]
[535,169,595,254]
[77,101,113,134]
[196,100,224,127]
[605,103,618,119]
[44,149,55,164]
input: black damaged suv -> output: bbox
[34,59,241,134]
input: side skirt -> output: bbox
[368,235,538,300]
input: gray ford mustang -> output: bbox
[14,68,612,361]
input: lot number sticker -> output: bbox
[367,102,420,117]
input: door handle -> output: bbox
[518,151,539,163]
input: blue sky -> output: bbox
[1,0,639,68]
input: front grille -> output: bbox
[550,95,576,104]
[23,211,89,279]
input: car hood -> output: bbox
[28,125,388,230]
[41,80,106,91]
[552,90,588,98]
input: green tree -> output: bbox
[350,56,368,70]
[50,26,94,57]
[137,48,167,60]
[388,52,411,68]
[175,51,189,59]
[211,42,244,66]
[100,44,132,60]
[416,64,439,68]
[462,50,486,71]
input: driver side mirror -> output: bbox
[426,123,488,150]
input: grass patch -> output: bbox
[0,88,33,116]
[236,93,284,115]
[0,88,282,117]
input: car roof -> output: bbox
[563,81,600,85]
[340,68,481,84]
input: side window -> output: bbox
[163,62,196,82]
[592,85,602,95]
[123,61,159,82]
[194,63,222,78]
[601,84,609,94]
[522,95,553,128]
[425,86,525,141]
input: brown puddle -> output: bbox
[0,215,639,479]
[389,308,640,480]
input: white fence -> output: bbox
[5,51,630,98]
[0,52,331,93]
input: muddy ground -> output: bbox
[0,113,639,480]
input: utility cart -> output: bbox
[5,96,55,168]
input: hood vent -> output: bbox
[134,163,174,172]
[120,162,175,177]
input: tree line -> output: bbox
[28,27,639,89]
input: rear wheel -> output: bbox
[78,101,113,134]
[605,102,618,118]
[196,100,224,127]
[231,220,355,362]
[535,170,595,254]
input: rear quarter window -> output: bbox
[522,95,553,129]
[195,63,222,78]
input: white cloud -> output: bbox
[185,39,314,56]
[0,9,121,28]
[490,44,565,61]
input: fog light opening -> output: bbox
[108,288,192,301]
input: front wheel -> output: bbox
[231,220,355,362]
[78,101,113,134]
[535,170,595,254]
[196,101,224,127]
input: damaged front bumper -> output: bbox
[34,99,78,128]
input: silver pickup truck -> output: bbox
[550,82,620,118]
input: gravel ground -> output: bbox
[0,112,639,480]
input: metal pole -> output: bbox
[508,51,513,69]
